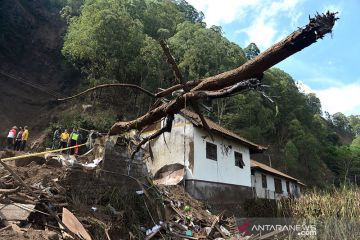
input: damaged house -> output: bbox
[143,109,267,204]
[251,160,305,200]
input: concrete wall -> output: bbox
[252,170,301,199]
[185,179,254,205]
[143,114,195,178]
[193,127,252,187]
[143,114,254,204]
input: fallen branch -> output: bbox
[110,79,260,134]
[0,158,80,239]
[130,114,174,160]
[159,39,186,88]
[58,83,156,101]
[155,80,200,98]
[0,225,12,232]
[172,12,339,93]
[159,39,213,139]
[0,186,20,194]
[110,12,338,135]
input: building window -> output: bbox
[274,178,283,194]
[234,152,245,168]
[206,142,217,161]
[286,181,290,194]
[261,174,267,188]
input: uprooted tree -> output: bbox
[59,12,338,150]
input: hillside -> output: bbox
[0,0,78,136]
[0,0,359,187]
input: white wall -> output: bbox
[253,172,276,199]
[192,127,252,187]
[143,114,194,178]
[252,170,301,199]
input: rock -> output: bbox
[47,231,59,240]
[45,158,62,168]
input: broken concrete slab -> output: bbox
[0,204,35,221]
[153,163,184,186]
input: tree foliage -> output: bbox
[60,0,358,187]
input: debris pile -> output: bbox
[146,185,238,239]
[0,148,256,239]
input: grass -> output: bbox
[279,185,360,239]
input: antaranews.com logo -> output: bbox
[237,218,317,237]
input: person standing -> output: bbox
[68,128,79,155]
[52,127,61,149]
[59,129,69,153]
[14,127,23,151]
[6,126,17,150]
[20,126,29,151]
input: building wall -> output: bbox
[192,127,252,187]
[185,179,254,204]
[143,114,195,178]
[252,170,301,199]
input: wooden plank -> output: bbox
[62,207,92,240]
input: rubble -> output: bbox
[0,140,275,240]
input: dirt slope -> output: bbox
[0,0,78,138]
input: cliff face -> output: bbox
[0,0,78,135]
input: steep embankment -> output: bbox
[0,0,78,137]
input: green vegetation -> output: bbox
[59,0,360,187]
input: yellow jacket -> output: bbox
[22,129,29,141]
[60,132,70,142]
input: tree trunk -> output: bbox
[108,12,338,134]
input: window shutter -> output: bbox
[234,151,245,168]
[206,142,217,161]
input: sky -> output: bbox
[186,0,360,116]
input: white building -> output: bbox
[251,160,305,199]
[143,109,266,204]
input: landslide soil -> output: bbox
[0,0,79,138]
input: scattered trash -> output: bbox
[184,205,191,212]
[81,158,102,169]
[0,140,244,239]
[220,225,231,236]
[185,229,193,236]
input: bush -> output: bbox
[279,186,360,239]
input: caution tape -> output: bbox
[0,143,87,162]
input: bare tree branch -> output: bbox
[159,39,213,139]
[155,80,200,98]
[110,79,260,134]
[156,11,338,98]
[107,12,338,135]
[58,83,156,101]
[159,39,187,88]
